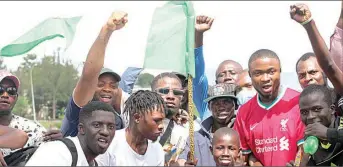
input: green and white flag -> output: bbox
[144,1,196,77]
[0,16,82,57]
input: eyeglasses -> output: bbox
[0,86,17,96]
[156,88,184,96]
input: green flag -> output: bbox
[0,16,82,57]
[144,1,195,77]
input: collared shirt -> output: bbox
[234,86,305,166]
[1,114,46,156]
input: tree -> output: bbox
[14,51,79,120]
[12,95,31,119]
[136,73,154,88]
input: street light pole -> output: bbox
[30,68,36,121]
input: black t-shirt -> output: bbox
[307,117,343,166]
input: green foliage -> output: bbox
[12,96,31,119]
[14,51,79,120]
[136,73,154,88]
[39,120,62,129]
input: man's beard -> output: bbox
[165,107,178,119]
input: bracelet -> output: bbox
[301,17,313,26]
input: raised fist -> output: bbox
[290,3,312,24]
[195,15,214,33]
[106,11,128,31]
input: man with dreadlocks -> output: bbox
[96,90,166,166]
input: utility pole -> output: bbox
[30,68,36,121]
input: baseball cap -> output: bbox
[0,70,20,89]
[205,83,238,109]
[99,68,121,82]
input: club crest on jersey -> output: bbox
[280,118,288,131]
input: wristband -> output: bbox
[301,17,313,26]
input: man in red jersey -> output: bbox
[233,49,305,166]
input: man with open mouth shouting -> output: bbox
[26,101,116,166]
[61,11,130,137]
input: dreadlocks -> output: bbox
[122,90,167,127]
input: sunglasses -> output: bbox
[0,86,17,96]
[156,88,184,96]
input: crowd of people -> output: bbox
[0,2,342,166]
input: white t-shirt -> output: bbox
[25,136,91,166]
[120,90,130,127]
[96,129,165,166]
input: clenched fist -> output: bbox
[290,3,312,24]
[106,11,128,31]
[195,15,214,33]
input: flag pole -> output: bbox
[187,74,195,161]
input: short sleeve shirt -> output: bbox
[234,86,305,166]
[1,115,46,156]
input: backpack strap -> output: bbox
[57,138,78,166]
[159,120,174,146]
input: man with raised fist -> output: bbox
[61,11,130,137]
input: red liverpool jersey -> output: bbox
[234,86,305,166]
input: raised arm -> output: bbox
[118,67,143,94]
[329,1,343,71]
[74,11,128,106]
[193,15,213,119]
[290,3,343,95]
[0,125,28,149]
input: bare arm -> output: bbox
[194,15,214,48]
[74,12,128,106]
[290,4,343,95]
[303,19,343,96]
[330,2,343,71]
[0,125,28,149]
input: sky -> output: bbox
[0,1,341,90]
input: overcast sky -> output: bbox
[0,1,340,88]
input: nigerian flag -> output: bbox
[144,1,195,77]
[0,16,82,57]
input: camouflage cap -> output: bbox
[205,83,238,103]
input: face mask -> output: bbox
[236,89,256,105]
